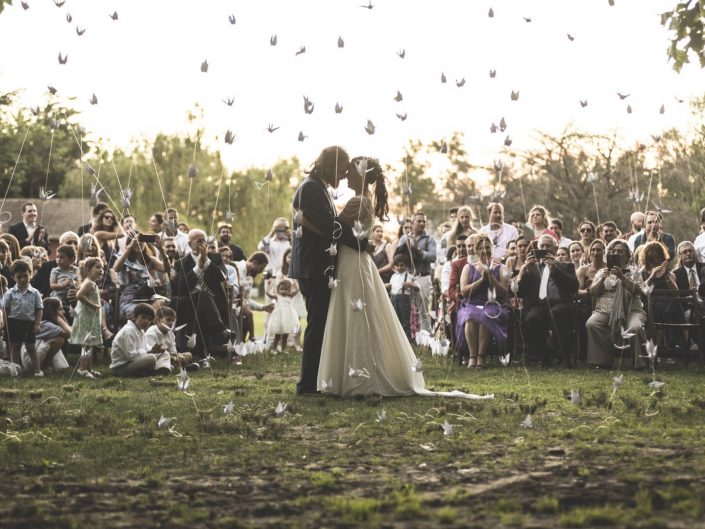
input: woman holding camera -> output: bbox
[91,208,125,266]
[586,240,646,367]
[113,237,167,319]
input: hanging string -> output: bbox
[40,128,56,225]
[186,140,198,219]
[0,124,31,217]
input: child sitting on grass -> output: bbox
[144,306,197,373]
[110,303,169,377]
[1,259,43,376]
[22,297,70,372]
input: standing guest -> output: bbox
[447,235,469,363]
[693,208,705,262]
[505,240,518,263]
[372,223,395,284]
[148,213,165,237]
[518,234,578,365]
[577,239,607,298]
[217,223,246,262]
[568,241,585,270]
[69,257,105,379]
[556,247,570,262]
[448,206,459,225]
[586,240,646,367]
[77,202,109,237]
[623,211,646,252]
[527,205,551,240]
[2,259,43,375]
[386,254,418,341]
[479,202,519,260]
[396,211,436,333]
[116,215,138,255]
[549,218,572,247]
[0,233,21,262]
[114,237,167,319]
[32,232,79,298]
[505,235,529,277]
[49,244,79,319]
[440,245,457,298]
[674,241,705,297]
[457,235,509,368]
[163,208,189,256]
[91,208,124,265]
[9,202,48,250]
[232,252,273,342]
[601,221,620,245]
[633,211,676,261]
[577,221,597,255]
[258,217,291,294]
[435,221,453,276]
[110,303,170,377]
[445,206,475,247]
[397,218,413,239]
[268,279,300,353]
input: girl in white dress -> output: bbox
[316,157,492,400]
[268,279,300,352]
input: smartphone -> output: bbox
[137,233,158,244]
[606,253,620,269]
[532,249,549,260]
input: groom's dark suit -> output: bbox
[290,176,365,394]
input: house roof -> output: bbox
[1,198,91,241]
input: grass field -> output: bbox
[2,337,705,529]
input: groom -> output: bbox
[289,146,366,395]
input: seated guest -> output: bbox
[576,220,596,258]
[21,297,71,372]
[505,235,529,277]
[693,208,705,262]
[633,211,676,261]
[457,235,509,368]
[144,306,195,373]
[110,303,171,377]
[577,239,607,297]
[586,240,646,367]
[91,208,124,265]
[673,241,705,299]
[549,218,572,247]
[114,237,167,319]
[518,234,579,364]
[568,241,585,270]
[0,233,21,262]
[20,246,48,276]
[622,211,645,251]
[556,247,570,263]
[479,202,519,260]
[639,241,684,347]
[172,229,235,354]
[0,240,13,288]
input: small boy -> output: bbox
[1,260,44,376]
[144,306,197,372]
[386,254,418,342]
[49,244,79,319]
[110,303,170,377]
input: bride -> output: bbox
[317,157,493,400]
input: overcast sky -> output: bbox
[1,0,703,181]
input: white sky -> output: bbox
[1,0,703,180]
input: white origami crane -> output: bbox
[520,414,533,429]
[326,243,337,256]
[321,379,333,391]
[157,414,174,429]
[295,226,303,239]
[442,420,454,436]
[348,367,371,378]
[351,299,365,312]
[648,380,665,390]
[186,333,197,348]
[612,374,624,391]
[499,353,511,366]
[327,276,339,289]
[586,171,599,184]
[223,401,234,414]
[177,370,190,392]
[274,401,287,417]
[376,409,386,422]
[412,359,423,372]
[641,283,654,296]
[643,339,658,360]
[39,186,56,201]
[570,390,581,406]
[226,338,237,354]
[121,187,133,208]
[352,220,368,240]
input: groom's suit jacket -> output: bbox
[289,177,364,280]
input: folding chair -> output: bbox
[646,288,704,366]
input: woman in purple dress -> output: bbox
[456,235,509,368]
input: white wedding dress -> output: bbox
[317,196,493,400]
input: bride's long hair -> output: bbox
[351,156,389,222]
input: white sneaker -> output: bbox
[77,369,95,379]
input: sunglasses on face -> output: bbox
[580,228,593,233]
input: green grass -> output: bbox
[1,350,705,528]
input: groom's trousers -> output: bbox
[297,277,331,394]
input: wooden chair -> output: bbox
[646,288,704,366]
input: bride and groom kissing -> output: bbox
[289,146,492,401]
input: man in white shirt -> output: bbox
[548,218,572,248]
[110,303,170,376]
[479,202,519,260]
[692,208,705,262]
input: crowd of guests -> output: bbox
[1,196,704,378]
[376,204,705,369]
[0,201,283,379]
